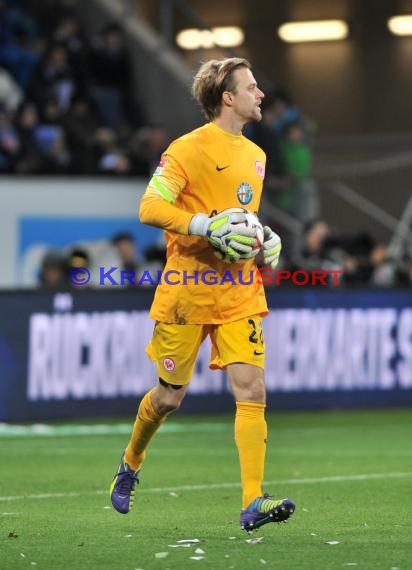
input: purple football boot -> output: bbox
[240,494,295,532]
[110,451,140,514]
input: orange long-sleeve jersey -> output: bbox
[140,122,268,324]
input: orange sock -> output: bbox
[235,401,267,509]
[125,388,166,471]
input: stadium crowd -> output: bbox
[0,0,169,175]
[37,220,412,290]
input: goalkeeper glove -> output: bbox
[189,211,257,263]
[262,225,282,269]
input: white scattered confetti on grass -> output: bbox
[326,541,341,545]
[189,556,205,561]
[195,548,205,554]
[302,508,309,512]
[169,492,178,497]
[125,534,132,538]
[228,537,236,540]
[168,544,191,548]
[177,539,200,544]
[246,537,264,544]
[310,533,318,536]
[260,559,267,565]
[31,563,37,566]
[155,552,168,559]
[20,553,26,558]
[103,506,111,510]
[343,564,358,567]
[224,554,230,558]
[3,472,412,503]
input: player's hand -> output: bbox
[262,225,282,269]
[189,212,257,262]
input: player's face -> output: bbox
[230,68,264,123]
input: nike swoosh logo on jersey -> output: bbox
[254,350,264,356]
[216,165,230,171]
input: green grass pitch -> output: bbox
[1,409,411,569]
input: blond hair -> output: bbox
[192,58,251,121]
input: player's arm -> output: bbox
[139,158,193,235]
[139,154,258,260]
[139,189,193,235]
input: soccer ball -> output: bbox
[215,207,264,264]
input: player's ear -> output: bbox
[222,90,233,107]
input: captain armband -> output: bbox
[150,176,175,204]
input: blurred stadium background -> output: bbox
[1,1,412,568]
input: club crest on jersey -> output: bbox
[154,155,168,175]
[255,160,265,179]
[237,182,253,205]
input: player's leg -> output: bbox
[227,362,267,507]
[210,316,295,531]
[110,380,189,515]
[110,322,204,514]
[125,380,189,471]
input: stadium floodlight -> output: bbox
[278,20,349,43]
[176,26,244,50]
[212,27,244,48]
[387,15,412,36]
[176,29,215,49]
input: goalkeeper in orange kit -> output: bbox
[110,57,295,532]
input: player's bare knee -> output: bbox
[152,378,186,415]
[238,380,266,403]
[228,365,266,403]
[156,400,181,415]
[249,383,266,403]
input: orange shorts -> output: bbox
[146,315,265,385]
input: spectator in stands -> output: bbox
[129,125,170,176]
[62,93,101,173]
[140,243,166,284]
[51,15,87,79]
[279,121,317,223]
[14,100,42,173]
[25,0,80,38]
[281,123,311,186]
[339,234,409,287]
[369,243,399,287]
[340,232,376,286]
[93,127,131,175]
[0,66,23,111]
[290,219,344,282]
[89,23,133,129]
[1,2,147,176]
[112,232,140,280]
[1,0,37,44]
[0,104,20,171]
[0,0,39,89]
[66,247,91,289]
[270,89,301,136]
[30,44,77,111]
[38,250,67,289]
[32,97,72,173]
